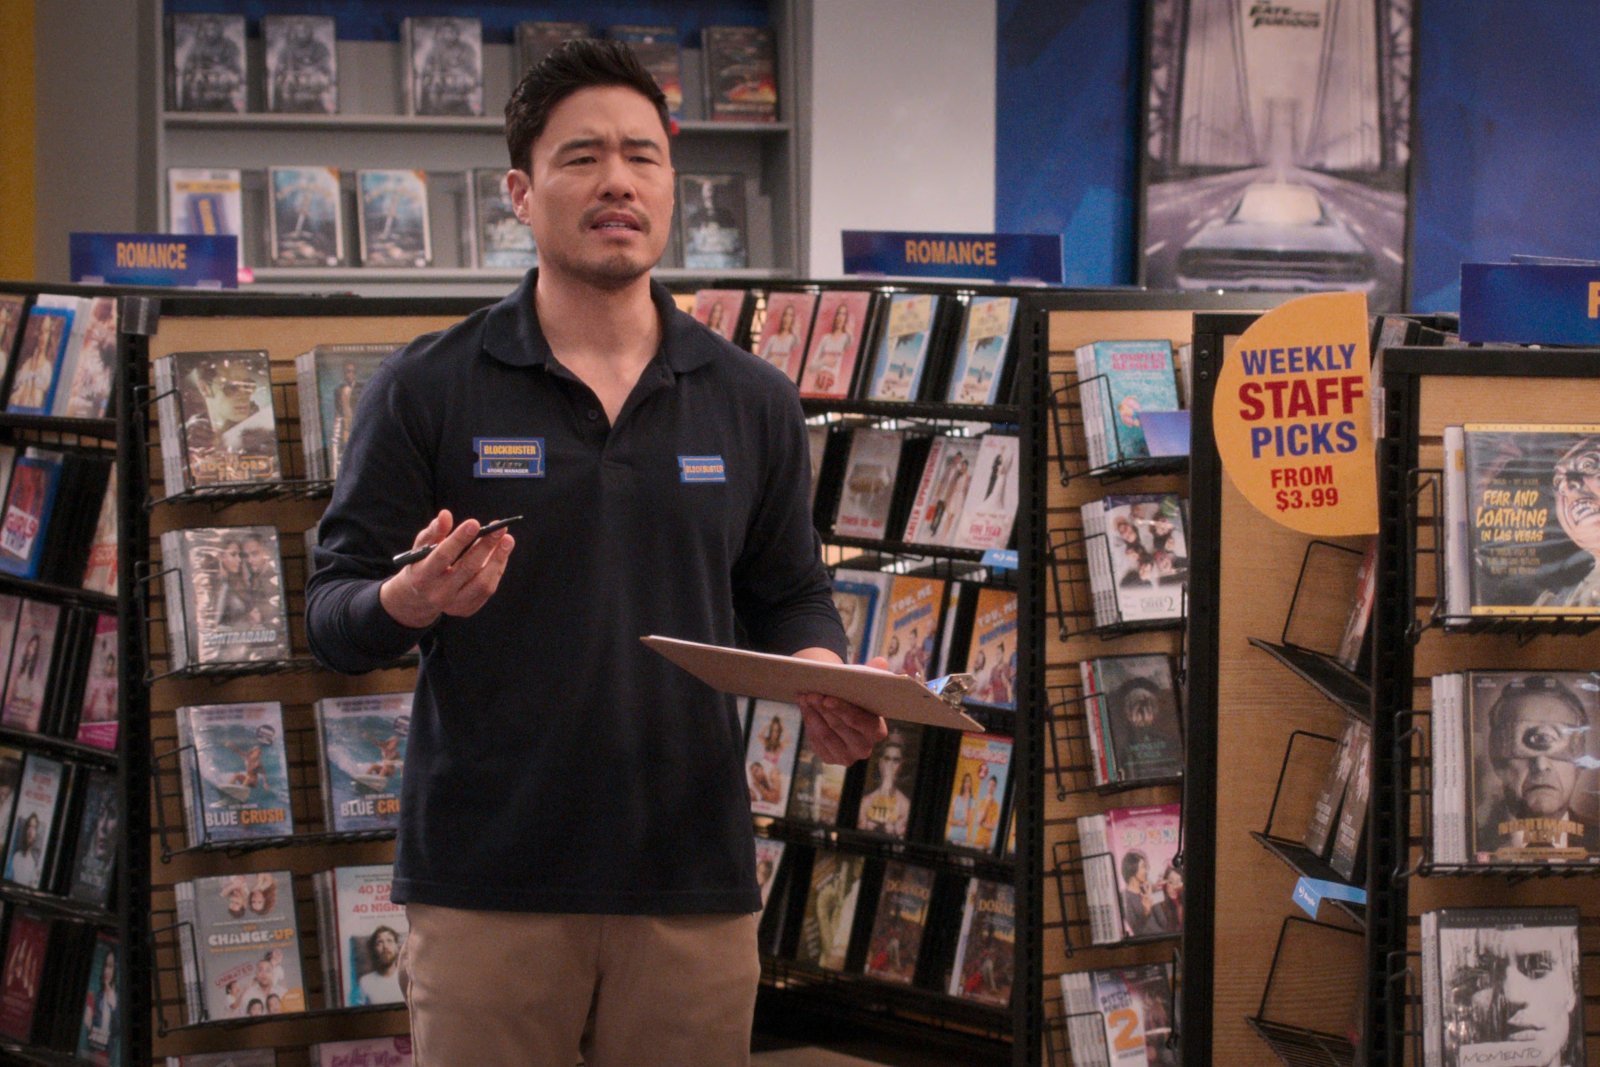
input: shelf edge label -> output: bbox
[1460,261,1600,345]
[1292,875,1367,919]
[1212,291,1378,536]
[70,232,238,289]
[842,230,1062,284]
[981,549,1019,572]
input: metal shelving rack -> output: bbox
[1,276,1295,1066]
[1186,309,1379,1067]
[1367,346,1600,1067]
[120,288,487,1066]
[0,281,148,1067]
[783,275,1040,1066]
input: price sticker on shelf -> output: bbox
[1292,876,1367,919]
[1211,292,1378,535]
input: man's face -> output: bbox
[372,930,399,968]
[208,366,256,422]
[876,745,903,785]
[1465,926,1575,1064]
[1552,439,1600,555]
[255,960,273,989]
[511,85,673,290]
[243,538,271,575]
[1495,692,1584,817]
[1122,685,1160,730]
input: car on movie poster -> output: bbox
[1140,0,1412,310]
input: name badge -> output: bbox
[474,437,545,478]
[678,455,727,483]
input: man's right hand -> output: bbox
[379,509,514,629]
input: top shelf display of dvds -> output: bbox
[163,16,782,124]
[163,112,791,136]
[153,8,805,295]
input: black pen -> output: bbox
[391,515,523,569]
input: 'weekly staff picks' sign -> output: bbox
[1212,292,1378,536]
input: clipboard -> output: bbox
[642,635,985,732]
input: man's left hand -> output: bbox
[793,648,890,765]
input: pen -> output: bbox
[391,515,523,569]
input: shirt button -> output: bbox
[587,409,599,421]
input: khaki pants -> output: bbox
[399,903,760,1067]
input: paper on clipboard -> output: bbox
[641,635,985,732]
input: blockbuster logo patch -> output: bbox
[678,455,727,483]
[474,437,545,478]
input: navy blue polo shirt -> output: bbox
[305,271,846,913]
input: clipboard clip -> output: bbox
[924,673,977,708]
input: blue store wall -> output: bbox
[995,0,1600,311]
[164,0,769,41]
[994,0,1142,288]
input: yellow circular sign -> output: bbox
[1211,292,1378,536]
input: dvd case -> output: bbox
[176,702,293,846]
[295,343,397,482]
[943,732,1013,851]
[160,527,291,670]
[470,168,537,269]
[357,170,431,267]
[855,725,922,839]
[702,26,778,122]
[515,21,590,78]
[176,871,306,1021]
[167,14,247,113]
[268,166,343,268]
[609,25,682,118]
[153,349,280,492]
[946,296,1018,405]
[263,15,338,114]
[677,173,748,271]
[753,291,816,383]
[799,290,874,399]
[315,693,411,833]
[404,17,484,117]
[948,878,1014,1006]
[168,169,244,267]
[864,293,940,401]
[745,700,802,817]
[796,849,863,972]
[862,862,933,985]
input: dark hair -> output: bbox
[504,38,671,170]
[367,924,401,956]
[1121,848,1148,883]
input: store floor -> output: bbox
[752,1049,891,1066]
[751,1042,975,1067]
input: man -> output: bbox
[273,17,334,112]
[1478,674,1600,859]
[331,360,364,477]
[181,16,243,112]
[1445,920,1582,1067]
[1541,435,1600,607]
[357,925,404,1005]
[305,39,885,1066]
[419,19,481,116]
[857,730,913,837]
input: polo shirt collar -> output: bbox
[482,268,716,374]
